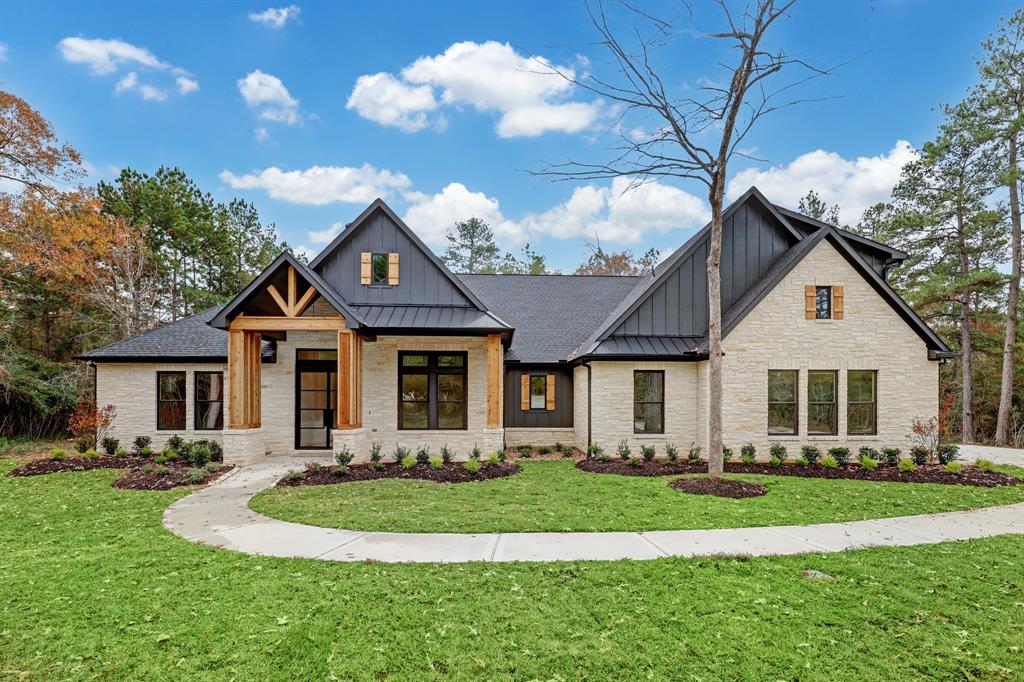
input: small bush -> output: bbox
[401,455,417,469]
[154,465,171,477]
[944,461,964,474]
[881,447,901,466]
[470,445,482,460]
[133,436,152,455]
[937,443,960,466]
[331,465,348,476]
[162,449,179,462]
[154,455,167,465]
[687,444,702,463]
[587,442,604,458]
[617,439,631,461]
[166,435,185,452]
[641,445,656,462]
[140,447,153,457]
[416,447,430,464]
[538,446,551,455]
[858,446,880,463]
[820,455,839,468]
[910,446,928,465]
[487,452,501,466]
[665,442,679,462]
[50,447,66,461]
[860,456,878,471]
[975,458,996,472]
[115,448,129,458]
[186,468,207,484]
[100,437,119,455]
[371,460,385,471]
[769,442,787,462]
[722,446,734,462]
[769,456,783,468]
[898,458,916,472]
[464,458,481,474]
[285,469,304,481]
[498,449,508,462]
[75,440,89,453]
[393,445,410,463]
[369,442,383,463]
[335,447,354,467]
[795,457,809,468]
[596,452,612,462]
[518,445,533,459]
[84,448,99,459]
[203,462,219,473]
[430,456,444,470]
[627,457,642,467]
[188,444,212,467]
[828,447,851,466]
[192,439,223,462]
[740,443,756,465]
[801,445,822,465]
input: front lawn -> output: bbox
[250,460,1024,533]
[0,459,1022,679]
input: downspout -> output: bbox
[585,361,592,449]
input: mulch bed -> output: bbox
[670,477,767,499]
[112,463,232,491]
[8,455,151,477]
[8,455,230,490]
[577,458,1020,487]
[276,461,520,487]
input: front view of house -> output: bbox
[81,187,956,465]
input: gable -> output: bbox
[311,202,476,308]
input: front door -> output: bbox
[295,350,337,450]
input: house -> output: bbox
[80,187,956,465]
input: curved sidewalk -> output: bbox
[163,460,1024,564]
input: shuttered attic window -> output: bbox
[361,252,399,286]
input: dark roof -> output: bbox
[458,273,640,363]
[355,305,511,332]
[590,335,702,358]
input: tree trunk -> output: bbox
[959,242,974,443]
[996,132,1021,445]
[706,179,725,478]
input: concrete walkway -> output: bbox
[163,460,1024,564]
[958,444,1024,467]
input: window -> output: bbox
[815,286,832,319]
[371,253,388,285]
[194,372,224,430]
[157,372,186,430]
[398,351,467,430]
[633,370,664,434]
[529,375,547,410]
[807,370,837,435]
[767,370,798,435]
[848,370,877,435]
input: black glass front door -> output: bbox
[296,367,336,449]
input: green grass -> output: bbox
[1,459,1023,680]
[249,460,1024,533]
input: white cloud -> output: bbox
[306,221,346,244]
[347,40,602,137]
[219,164,412,205]
[403,183,521,246]
[58,36,196,100]
[727,141,918,224]
[253,127,270,142]
[346,72,438,133]
[237,70,300,124]
[249,5,301,28]
[293,245,318,261]
[0,43,8,62]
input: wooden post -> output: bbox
[486,333,501,429]
[228,329,261,428]
[337,330,350,428]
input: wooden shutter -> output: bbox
[520,375,530,410]
[833,285,844,320]
[388,252,400,285]
[804,285,816,319]
[546,373,556,410]
[360,252,371,285]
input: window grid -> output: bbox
[398,351,467,430]
[847,370,877,435]
[807,370,837,435]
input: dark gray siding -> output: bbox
[315,209,472,307]
[611,199,795,338]
[503,365,574,428]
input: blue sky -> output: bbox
[0,0,1010,271]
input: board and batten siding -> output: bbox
[503,365,574,428]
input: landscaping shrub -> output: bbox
[100,437,119,455]
[487,452,501,466]
[188,444,212,467]
[401,455,416,469]
[133,436,152,455]
[470,445,482,460]
[858,446,880,463]
[115,448,129,458]
[820,455,839,468]
[84,448,99,459]
[429,456,444,470]
[794,457,808,467]
[331,465,348,477]
[881,447,901,466]
[440,445,455,463]
[975,458,996,472]
[166,435,185,452]
[165,449,182,462]
[75,440,88,453]
[393,445,409,463]
[464,458,481,474]
[154,455,167,465]
[860,456,878,471]
[641,444,656,462]
[203,462,219,473]
[944,461,964,474]
[722,446,733,462]
[769,442,787,462]
[186,468,206,484]
[50,447,66,461]
[194,439,223,462]
[898,458,916,472]
[518,445,533,458]
[687,444,702,463]
[140,447,153,457]
[416,446,430,464]
[497,449,508,462]
[801,445,822,465]
[627,457,642,467]
[617,439,631,461]
[586,442,603,458]
[285,470,304,481]
[937,443,960,466]
[769,456,782,468]
[369,442,383,465]
[828,447,851,466]
[596,452,612,463]
[665,442,679,462]
[910,446,929,465]
[335,446,354,468]
[154,465,171,476]
[740,443,757,464]
[538,446,551,455]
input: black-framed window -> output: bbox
[633,370,664,434]
[767,370,798,435]
[848,370,877,435]
[529,375,547,410]
[157,371,186,430]
[807,370,837,435]
[398,351,467,430]
[194,371,224,430]
[815,286,832,319]
[371,253,388,285]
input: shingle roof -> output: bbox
[458,273,640,363]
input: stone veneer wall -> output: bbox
[572,365,589,451]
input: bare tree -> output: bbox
[88,223,160,339]
[537,0,831,476]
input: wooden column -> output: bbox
[486,333,502,429]
[228,329,261,429]
[336,330,361,429]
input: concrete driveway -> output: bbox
[958,444,1024,467]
